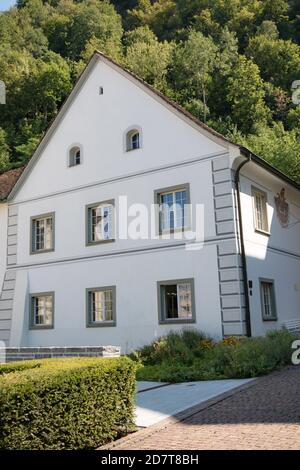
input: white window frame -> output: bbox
[155,184,190,235]
[86,200,115,245]
[86,286,116,327]
[260,278,277,321]
[157,278,196,324]
[124,126,143,152]
[30,212,55,254]
[29,292,54,329]
[68,144,82,167]
[252,187,269,234]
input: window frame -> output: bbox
[85,199,115,246]
[252,186,269,235]
[259,278,277,321]
[157,278,196,325]
[68,145,82,167]
[154,183,191,235]
[29,292,54,330]
[30,212,55,255]
[86,286,116,327]
[124,126,142,152]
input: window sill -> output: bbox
[262,317,278,322]
[29,325,54,330]
[125,148,141,153]
[30,248,54,255]
[255,228,270,237]
[86,322,116,328]
[159,226,192,236]
[159,318,196,325]
[86,239,115,246]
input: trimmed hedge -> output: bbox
[0,361,42,375]
[0,357,136,450]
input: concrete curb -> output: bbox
[99,376,260,450]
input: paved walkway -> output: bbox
[136,379,253,427]
[105,366,300,450]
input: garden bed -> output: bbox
[132,329,299,382]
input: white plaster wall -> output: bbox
[20,244,222,353]
[14,60,226,202]
[0,203,8,288]
[240,165,300,335]
[15,158,218,265]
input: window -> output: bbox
[69,146,81,167]
[155,184,190,234]
[29,293,54,329]
[86,200,115,245]
[158,279,195,324]
[252,187,269,233]
[260,279,277,321]
[31,213,55,254]
[126,129,141,151]
[86,287,116,327]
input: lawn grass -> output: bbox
[132,328,299,382]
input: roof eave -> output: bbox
[239,146,300,191]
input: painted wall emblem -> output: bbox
[274,188,289,228]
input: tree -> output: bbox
[226,56,271,133]
[127,0,181,40]
[44,0,123,60]
[246,35,300,90]
[0,128,10,172]
[171,30,218,122]
[229,122,300,184]
[125,26,172,90]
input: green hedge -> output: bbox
[0,357,136,450]
[0,360,42,375]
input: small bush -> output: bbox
[132,329,213,366]
[136,328,299,382]
[0,357,136,450]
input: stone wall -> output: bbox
[0,346,121,363]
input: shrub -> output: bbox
[136,329,299,382]
[133,329,213,366]
[0,357,136,450]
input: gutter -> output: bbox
[234,154,252,337]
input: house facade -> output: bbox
[0,52,299,353]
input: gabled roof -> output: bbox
[0,51,299,202]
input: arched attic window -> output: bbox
[126,128,141,152]
[69,146,81,167]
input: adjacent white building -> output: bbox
[0,52,299,353]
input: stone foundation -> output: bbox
[0,346,121,363]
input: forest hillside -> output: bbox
[0,0,300,182]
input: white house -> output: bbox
[0,52,299,354]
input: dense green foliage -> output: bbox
[133,329,299,382]
[0,357,136,450]
[1,1,300,181]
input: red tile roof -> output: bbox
[0,167,25,201]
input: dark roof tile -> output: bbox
[0,167,25,201]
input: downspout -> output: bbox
[234,155,252,337]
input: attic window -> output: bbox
[126,129,141,152]
[69,146,81,167]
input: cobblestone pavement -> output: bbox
[107,366,300,450]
